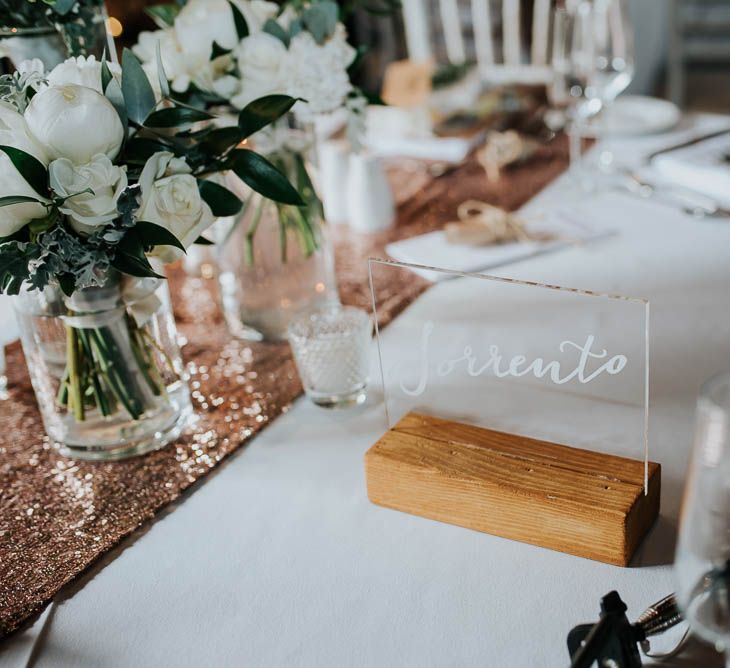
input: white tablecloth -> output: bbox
[2,114,730,668]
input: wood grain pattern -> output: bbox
[365,413,660,566]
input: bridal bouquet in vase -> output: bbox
[0,51,300,459]
[134,0,365,341]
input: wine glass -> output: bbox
[549,0,634,186]
[676,373,730,666]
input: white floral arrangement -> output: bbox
[0,51,301,295]
[0,51,301,425]
[133,0,359,120]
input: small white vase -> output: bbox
[346,153,395,233]
[318,139,351,225]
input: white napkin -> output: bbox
[652,132,730,208]
[364,106,484,163]
[385,211,614,281]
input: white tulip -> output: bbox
[137,152,214,262]
[49,155,128,235]
[25,84,125,165]
[231,32,289,109]
[48,56,121,94]
[0,103,50,236]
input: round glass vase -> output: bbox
[13,275,193,461]
[217,119,339,342]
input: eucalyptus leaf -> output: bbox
[198,180,243,217]
[302,1,339,44]
[228,0,249,40]
[122,48,157,125]
[145,106,214,128]
[230,149,303,206]
[103,70,129,135]
[0,145,48,197]
[263,18,290,46]
[145,3,181,28]
[136,221,186,253]
[237,94,298,139]
[51,0,78,16]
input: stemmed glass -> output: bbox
[676,373,730,666]
[549,0,635,187]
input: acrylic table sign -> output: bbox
[364,260,659,566]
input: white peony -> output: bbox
[285,25,356,116]
[231,32,289,109]
[49,155,127,235]
[47,56,121,94]
[24,84,125,165]
[137,152,214,262]
[0,103,50,236]
[135,29,198,95]
[174,0,240,64]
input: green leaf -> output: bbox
[200,126,244,154]
[237,95,298,139]
[230,149,303,206]
[122,48,157,125]
[0,195,44,207]
[198,180,243,217]
[195,235,215,245]
[289,17,303,37]
[0,145,48,197]
[145,3,181,28]
[112,229,166,279]
[155,41,171,99]
[57,273,75,297]
[263,19,290,46]
[136,221,186,253]
[302,1,339,44]
[123,137,171,164]
[50,0,78,16]
[0,241,34,296]
[101,58,113,92]
[228,0,249,40]
[145,106,214,128]
[103,68,129,134]
[211,41,232,59]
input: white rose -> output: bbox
[25,84,125,165]
[47,56,121,94]
[286,26,356,116]
[0,104,50,236]
[137,152,214,262]
[231,32,289,109]
[242,1,279,30]
[49,155,127,235]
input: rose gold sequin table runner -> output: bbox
[0,135,570,638]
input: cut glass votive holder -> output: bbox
[288,306,372,408]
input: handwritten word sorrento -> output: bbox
[400,321,628,397]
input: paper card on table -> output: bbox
[385,211,615,281]
[381,59,435,108]
[368,259,650,491]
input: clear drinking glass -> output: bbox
[676,373,730,665]
[550,0,634,184]
[288,306,372,408]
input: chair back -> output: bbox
[402,0,554,85]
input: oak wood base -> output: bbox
[365,412,660,566]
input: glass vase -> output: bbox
[217,117,339,342]
[13,274,192,461]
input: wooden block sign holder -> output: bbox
[365,413,660,566]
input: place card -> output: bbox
[365,260,656,564]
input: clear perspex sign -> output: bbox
[368,259,650,491]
